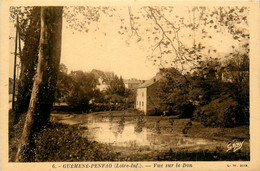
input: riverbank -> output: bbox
[9,113,118,162]
[9,111,250,161]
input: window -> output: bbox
[136,101,138,105]
[139,101,141,106]
[142,101,144,106]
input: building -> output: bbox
[90,69,114,91]
[123,78,145,90]
[135,73,163,115]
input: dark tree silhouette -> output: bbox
[14,7,41,124]
[16,7,63,162]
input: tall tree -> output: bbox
[14,7,41,124]
[16,7,63,162]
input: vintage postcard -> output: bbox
[1,0,260,170]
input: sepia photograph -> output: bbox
[1,1,260,170]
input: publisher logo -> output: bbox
[226,139,244,152]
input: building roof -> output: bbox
[138,73,163,88]
[123,78,144,84]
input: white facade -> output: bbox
[135,73,163,115]
[135,87,147,114]
[97,78,108,91]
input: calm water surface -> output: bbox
[53,113,222,151]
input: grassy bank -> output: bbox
[9,113,118,162]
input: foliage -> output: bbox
[158,68,195,116]
[189,76,231,106]
[224,53,249,72]
[104,74,132,104]
[135,6,248,70]
[194,96,238,128]
[9,115,118,161]
[54,66,135,111]
[32,123,118,161]
[61,6,249,71]
[223,53,249,125]
[159,53,248,127]
[124,88,136,104]
[55,63,71,103]
[9,7,35,40]
[106,75,125,96]
[11,6,249,121]
[66,71,100,112]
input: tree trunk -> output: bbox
[16,7,63,162]
[14,7,41,124]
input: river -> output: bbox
[51,111,236,155]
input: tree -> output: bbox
[66,71,99,112]
[106,75,126,96]
[223,53,249,125]
[190,56,249,127]
[16,7,63,162]
[117,6,248,72]
[11,6,249,161]
[158,55,249,125]
[158,68,195,117]
[104,74,128,104]
[12,7,41,124]
[61,7,249,95]
[55,63,70,104]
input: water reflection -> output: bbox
[169,118,175,132]
[58,113,223,151]
[182,121,193,134]
[155,119,161,134]
[134,114,146,133]
[117,113,125,134]
[83,122,150,147]
[108,111,113,123]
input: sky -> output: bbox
[60,7,160,80]
[60,17,159,80]
[9,6,248,80]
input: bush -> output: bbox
[194,96,238,128]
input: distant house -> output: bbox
[124,78,145,90]
[135,73,163,115]
[91,69,114,91]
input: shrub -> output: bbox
[194,96,238,128]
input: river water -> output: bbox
[52,112,226,152]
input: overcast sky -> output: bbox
[60,17,159,80]
[9,6,248,80]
